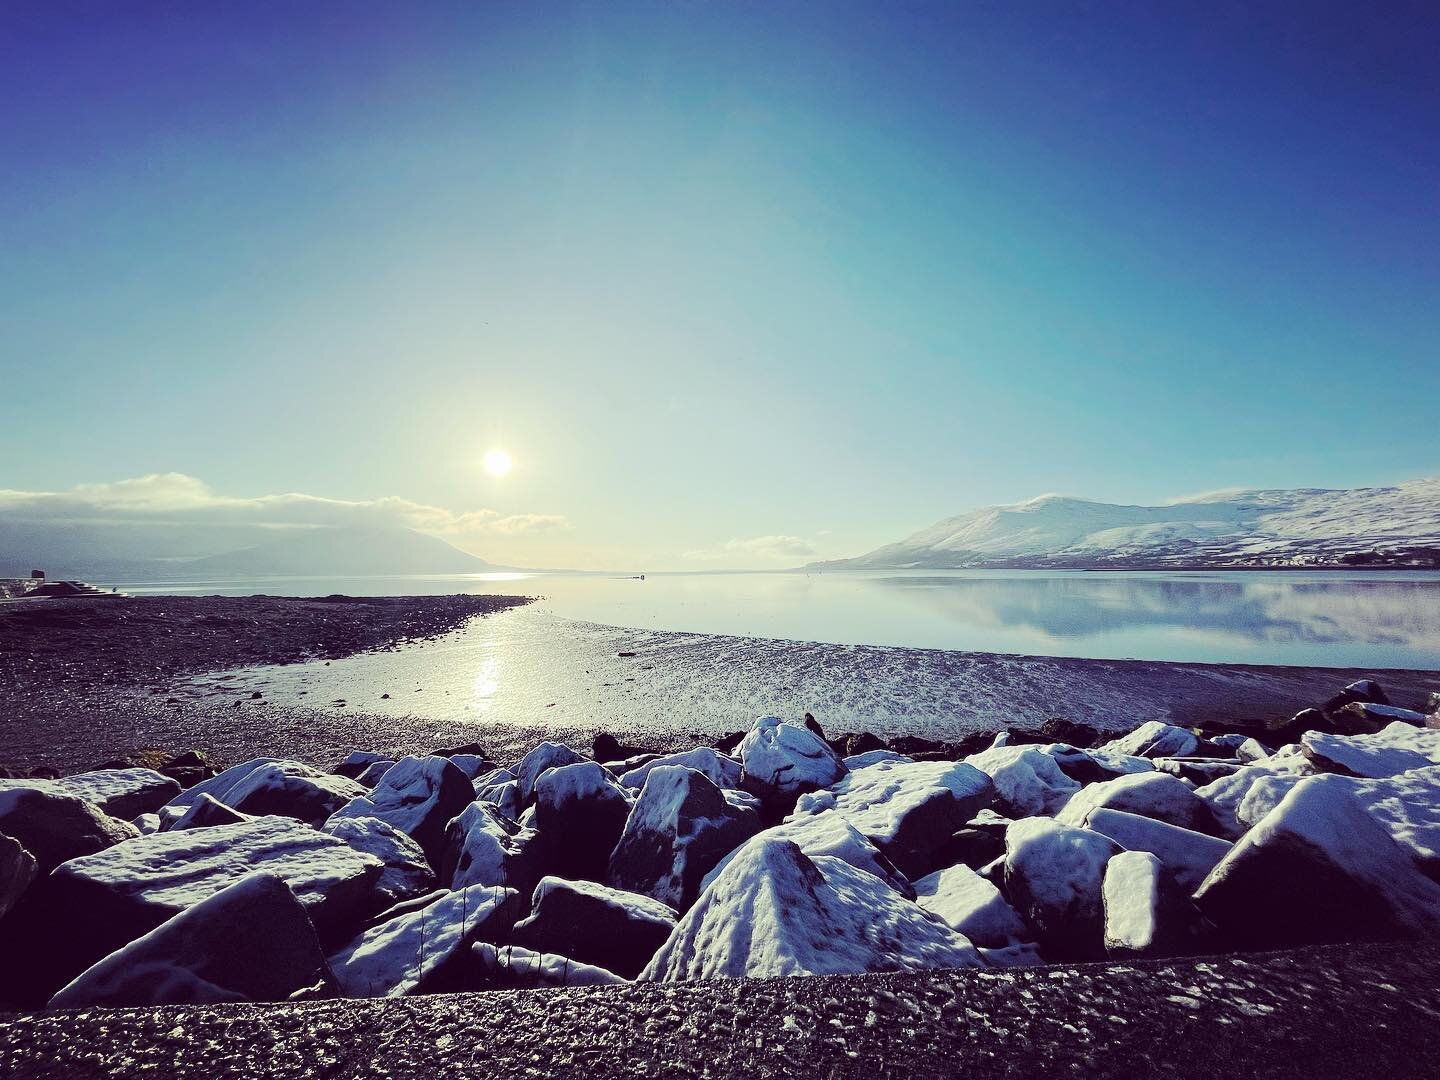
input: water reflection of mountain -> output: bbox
[865,574,1440,647]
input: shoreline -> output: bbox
[3,594,1438,775]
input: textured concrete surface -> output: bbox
[2,943,1435,1078]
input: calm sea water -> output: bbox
[117,569,1440,669]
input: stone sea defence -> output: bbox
[1,678,1438,1012]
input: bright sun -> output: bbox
[482,448,514,477]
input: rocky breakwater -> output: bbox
[2,679,1440,1011]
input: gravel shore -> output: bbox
[4,594,1438,775]
[3,942,1435,1078]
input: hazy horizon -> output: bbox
[3,3,1437,570]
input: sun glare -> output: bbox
[482,448,514,477]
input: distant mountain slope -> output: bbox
[180,525,500,577]
[814,478,1440,570]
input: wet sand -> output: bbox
[3,594,1437,775]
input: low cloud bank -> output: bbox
[0,473,570,536]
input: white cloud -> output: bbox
[683,534,818,562]
[0,473,570,535]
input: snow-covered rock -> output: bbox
[791,759,994,878]
[168,793,251,831]
[333,750,391,780]
[440,802,542,895]
[512,877,677,979]
[1300,723,1440,778]
[1151,758,1241,785]
[48,872,331,1008]
[163,758,281,811]
[323,816,436,911]
[1097,721,1200,760]
[1055,771,1213,833]
[1353,765,1440,878]
[1246,743,1317,775]
[478,780,523,822]
[0,830,37,922]
[843,750,914,771]
[618,748,741,791]
[328,884,520,997]
[978,941,1047,968]
[1194,774,1440,948]
[446,754,497,782]
[1331,701,1429,735]
[965,745,1079,817]
[514,742,588,805]
[1003,817,1122,960]
[913,863,1030,948]
[223,761,366,826]
[609,766,760,910]
[328,756,475,868]
[641,838,984,981]
[699,809,914,900]
[1235,738,1271,763]
[470,942,625,987]
[356,760,396,788]
[532,761,633,881]
[0,787,139,876]
[37,816,383,996]
[41,768,181,820]
[1102,851,1195,960]
[1082,808,1232,893]
[737,716,846,806]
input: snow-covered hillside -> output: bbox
[817,478,1440,569]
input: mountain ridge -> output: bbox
[811,478,1440,570]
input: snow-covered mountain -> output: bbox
[814,478,1440,570]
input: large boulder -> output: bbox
[912,863,1030,949]
[0,831,37,922]
[737,717,846,808]
[1082,808,1232,893]
[1195,769,1304,839]
[475,778,523,823]
[1055,771,1214,833]
[1300,723,1440,778]
[222,761,367,826]
[41,769,181,820]
[162,758,282,811]
[328,756,475,869]
[964,745,1080,817]
[168,793,251,831]
[33,815,384,996]
[333,751,391,780]
[511,877,677,979]
[1330,701,1428,735]
[699,810,914,899]
[531,762,632,881]
[1353,766,1440,879]
[514,743,588,805]
[323,816,436,912]
[609,766,761,910]
[440,802,543,895]
[1003,818,1122,960]
[641,838,985,981]
[327,884,521,997]
[1098,721,1200,760]
[791,759,995,878]
[618,748,741,791]
[48,872,332,1008]
[470,943,625,988]
[1194,775,1440,948]
[0,787,139,877]
[1101,851,1199,960]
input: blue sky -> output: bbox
[2,2,1437,568]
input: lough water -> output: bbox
[119,569,1440,669]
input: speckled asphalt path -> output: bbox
[2,943,1435,1078]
